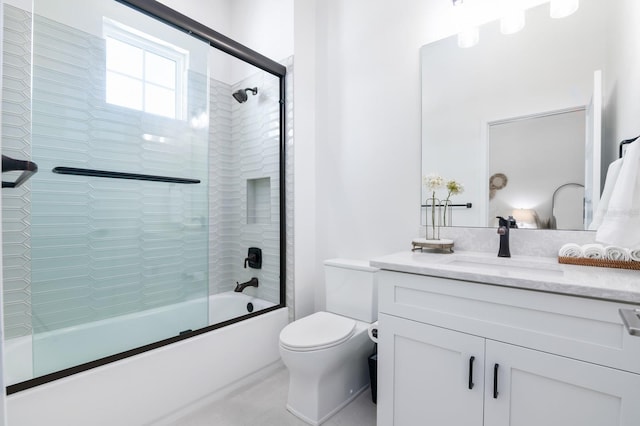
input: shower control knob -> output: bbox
[244,247,262,269]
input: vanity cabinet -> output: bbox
[483,339,640,426]
[377,271,640,426]
[379,314,484,425]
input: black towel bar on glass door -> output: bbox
[52,167,200,184]
[2,155,39,188]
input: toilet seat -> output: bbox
[280,312,356,352]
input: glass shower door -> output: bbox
[27,0,210,377]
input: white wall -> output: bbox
[301,0,554,312]
[305,0,452,312]
[299,0,635,312]
[603,0,640,170]
[310,0,434,311]
[230,0,293,64]
[292,0,317,319]
[157,0,294,84]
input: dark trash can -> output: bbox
[368,352,377,404]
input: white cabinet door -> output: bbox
[485,340,640,426]
[377,313,485,426]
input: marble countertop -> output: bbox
[370,251,640,304]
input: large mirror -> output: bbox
[421,0,638,230]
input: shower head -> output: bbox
[232,87,258,103]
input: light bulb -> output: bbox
[550,0,579,19]
[453,0,478,48]
[457,26,479,48]
[500,9,525,35]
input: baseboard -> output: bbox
[286,383,370,426]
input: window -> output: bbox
[103,19,187,119]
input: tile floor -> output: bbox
[164,366,377,426]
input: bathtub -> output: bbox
[5,292,288,425]
[208,291,275,323]
[6,291,276,385]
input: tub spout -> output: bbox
[235,277,259,292]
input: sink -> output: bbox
[440,255,564,277]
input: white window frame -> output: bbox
[103,18,188,120]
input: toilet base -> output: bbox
[280,323,373,425]
[286,384,369,426]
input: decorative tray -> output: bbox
[412,238,454,253]
[558,256,640,271]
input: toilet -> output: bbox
[279,259,378,425]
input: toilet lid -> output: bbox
[279,312,356,352]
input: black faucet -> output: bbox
[496,216,511,258]
[234,277,259,292]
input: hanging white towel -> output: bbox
[596,142,640,247]
[589,158,622,230]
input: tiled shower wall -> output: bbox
[208,66,289,305]
[28,14,210,333]
[208,79,236,298]
[2,6,295,338]
[209,58,293,306]
[1,5,33,339]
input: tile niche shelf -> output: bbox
[247,177,271,224]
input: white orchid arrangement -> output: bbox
[423,174,445,195]
[443,179,464,226]
[444,179,464,203]
[423,174,465,234]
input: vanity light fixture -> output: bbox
[550,0,579,19]
[453,0,479,48]
[452,0,578,49]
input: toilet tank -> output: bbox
[324,259,379,322]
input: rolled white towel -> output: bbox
[630,248,640,262]
[604,246,630,261]
[558,243,583,258]
[582,243,605,259]
[558,243,584,257]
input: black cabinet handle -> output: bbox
[468,356,475,390]
[493,363,499,399]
